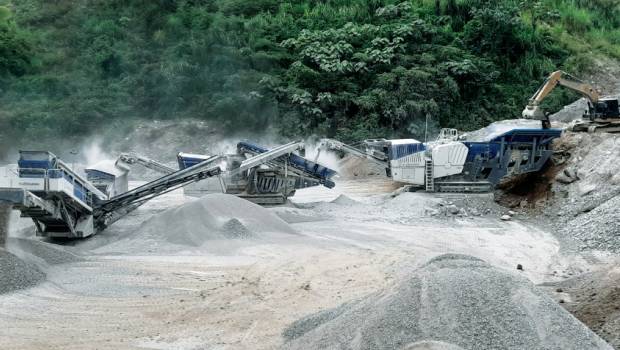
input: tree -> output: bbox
[0,6,32,77]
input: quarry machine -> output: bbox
[522,70,620,132]
[117,141,337,205]
[0,151,222,238]
[0,141,336,238]
[318,126,562,192]
[176,141,336,204]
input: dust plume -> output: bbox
[81,139,114,167]
[303,139,341,173]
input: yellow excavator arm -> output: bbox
[522,70,599,128]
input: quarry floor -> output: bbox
[0,178,616,350]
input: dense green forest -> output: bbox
[1,0,619,143]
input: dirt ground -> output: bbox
[542,265,620,349]
[0,176,614,350]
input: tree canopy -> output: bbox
[1,0,618,142]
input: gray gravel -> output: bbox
[282,254,612,350]
[559,196,620,252]
[91,193,298,254]
[429,194,508,218]
[8,237,82,265]
[0,249,45,294]
[542,132,620,253]
[549,98,590,123]
[0,205,10,246]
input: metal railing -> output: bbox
[1,167,94,207]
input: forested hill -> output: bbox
[1,0,619,144]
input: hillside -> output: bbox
[1,0,619,150]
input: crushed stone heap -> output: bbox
[282,254,612,350]
[0,205,10,246]
[547,132,620,253]
[0,249,45,295]
[98,193,298,253]
[138,193,297,243]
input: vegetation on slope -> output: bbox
[0,0,619,143]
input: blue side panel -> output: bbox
[461,143,501,162]
[18,151,57,178]
[489,128,562,144]
[73,182,86,202]
[19,154,54,178]
[18,160,53,170]
[462,128,561,162]
[237,141,337,181]
[17,150,98,206]
[388,143,426,160]
[177,156,207,170]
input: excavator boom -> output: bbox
[522,70,620,131]
[527,70,599,107]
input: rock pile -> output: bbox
[96,193,297,253]
[545,132,620,252]
[425,196,506,219]
[560,196,620,252]
[0,249,45,294]
[283,254,612,350]
[0,205,9,246]
[337,155,384,179]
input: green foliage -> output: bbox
[271,1,571,140]
[0,6,32,77]
[0,0,618,143]
[0,6,11,22]
[219,0,280,17]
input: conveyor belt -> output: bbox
[118,153,176,174]
[93,156,222,230]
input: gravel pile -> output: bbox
[282,254,612,350]
[543,132,620,252]
[331,194,360,206]
[549,98,590,123]
[425,194,508,218]
[96,193,297,253]
[0,249,45,294]
[8,237,82,265]
[560,196,620,252]
[337,155,385,179]
[139,193,296,243]
[0,205,9,246]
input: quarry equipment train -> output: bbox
[523,70,620,133]
[118,141,337,205]
[0,141,336,238]
[317,125,562,192]
[0,150,222,238]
